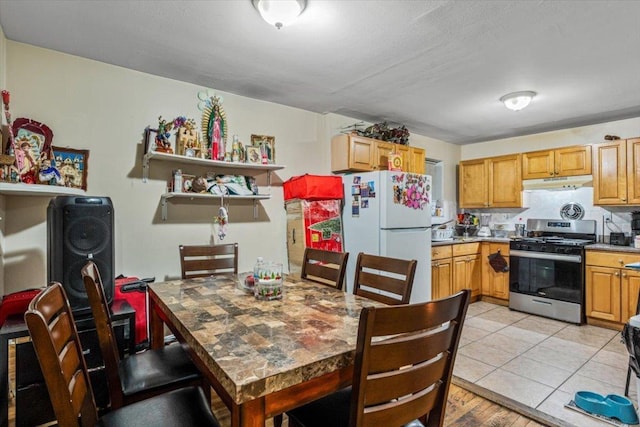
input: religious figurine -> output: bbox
[155,116,174,154]
[38,157,63,185]
[200,94,227,160]
[175,117,202,158]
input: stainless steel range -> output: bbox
[509,218,597,324]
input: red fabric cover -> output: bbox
[0,289,41,327]
[284,174,344,201]
[114,277,147,344]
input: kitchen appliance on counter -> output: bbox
[609,232,628,246]
[632,212,640,237]
[477,213,491,237]
[509,218,597,324]
[341,171,432,303]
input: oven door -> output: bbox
[509,250,583,304]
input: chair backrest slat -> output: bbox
[300,248,349,290]
[350,289,470,427]
[25,283,99,427]
[180,243,239,279]
[81,260,126,407]
[353,252,417,304]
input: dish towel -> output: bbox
[488,251,509,273]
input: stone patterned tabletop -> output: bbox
[148,275,381,405]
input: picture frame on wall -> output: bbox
[52,146,89,190]
[250,134,275,164]
[144,127,158,155]
[245,145,262,164]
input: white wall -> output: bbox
[3,41,460,294]
[3,41,322,293]
[460,117,640,160]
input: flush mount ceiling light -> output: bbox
[500,91,537,111]
[252,0,307,29]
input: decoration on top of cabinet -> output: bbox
[604,134,620,141]
[339,121,366,134]
[198,91,227,161]
[52,146,89,190]
[355,121,410,145]
[250,134,275,164]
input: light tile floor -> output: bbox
[454,301,635,427]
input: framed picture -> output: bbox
[12,118,53,160]
[144,127,157,155]
[250,134,275,164]
[245,145,262,164]
[52,146,89,190]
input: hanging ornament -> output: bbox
[214,206,229,240]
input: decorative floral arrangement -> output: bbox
[357,121,410,145]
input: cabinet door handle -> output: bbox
[622,272,627,277]
[615,272,620,276]
[292,229,296,244]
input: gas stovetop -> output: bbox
[510,218,597,254]
[513,236,595,246]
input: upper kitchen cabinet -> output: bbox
[522,145,592,179]
[331,134,425,174]
[459,154,522,208]
[592,138,640,205]
[331,134,375,172]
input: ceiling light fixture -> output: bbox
[252,0,307,29]
[500,91,537,111]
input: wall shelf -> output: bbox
[0,182,85,197]
[161,192,271,221]
[143,151,285,220]
[142,151,285,183]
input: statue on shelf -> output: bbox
[155,116,174,154]
[175,117,203,158]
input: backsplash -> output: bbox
[460,187,636,243]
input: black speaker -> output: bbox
[47,196,114,315]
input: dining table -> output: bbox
[147,274,382,427]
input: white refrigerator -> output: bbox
[341,170,432,303]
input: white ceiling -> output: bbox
[1,0,639,145]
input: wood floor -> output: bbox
[208,384,545,427]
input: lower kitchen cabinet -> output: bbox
[481,242,510,300]
[431,245,453,300]
[452,243,481,299]
[585,250,640,326]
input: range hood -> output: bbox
[522,175,593,191]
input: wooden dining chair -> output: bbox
[24,282,220,427]
[353,252,417,305]
[286,289,471,427]
[625,289,640,396]
[81,261,206,410]
[301,248,349,290]
[179,243,238,279]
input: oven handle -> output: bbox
[510,250,582,263]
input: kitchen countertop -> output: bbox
[432,239,640,252]
[431,237,511,246]
[585,243,640,253]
